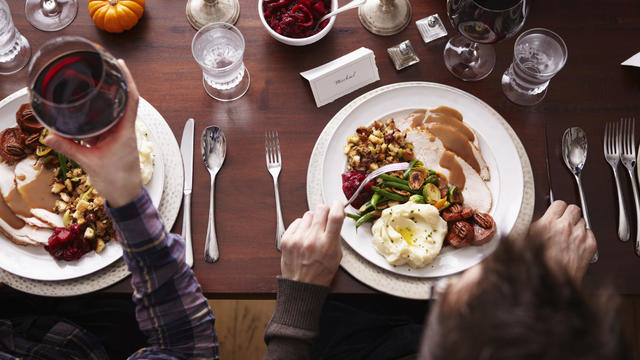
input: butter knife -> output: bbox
[180,118,194,268]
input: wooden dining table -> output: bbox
[1,0,640,297]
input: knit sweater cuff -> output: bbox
[271,277,329,331]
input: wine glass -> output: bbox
[186,0,240,30]
[28,36,128,138]
[444,0,528,81]
[25,0,78,32]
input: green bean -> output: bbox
[355,211,380,228]
[57,153,67,178]
[371,193,382,207]
[346,212,361,220]
[378,173,408,185]
[371,186,409,202]
[381,181,412,192]
[358,201,373,214]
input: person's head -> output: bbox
[422,234,629,360]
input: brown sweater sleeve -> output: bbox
[263,277,329,360]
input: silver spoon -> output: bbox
[202,126,226,263]
[316,0,366,27]
[562,127,598,263]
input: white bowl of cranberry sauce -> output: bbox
[259,0,337,46]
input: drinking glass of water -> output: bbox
[501,28,567,106]
[0,0,31,75]
[191,22,250,102]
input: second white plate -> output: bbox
[0,88,164,281]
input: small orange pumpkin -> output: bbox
[88,0,145,33]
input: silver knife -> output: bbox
[180,118,194,268]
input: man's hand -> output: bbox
[528,200,597,284]
[44,60,142,208]
[280,201,345,287]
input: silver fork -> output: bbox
[344,162,410,208]
[619,117,640,255]
[265,131,285,251]
[604,122,630,242]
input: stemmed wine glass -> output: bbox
[444,0,528,81]
[186,0,240,30]
[25,0,78,32]
[28,37,128,139]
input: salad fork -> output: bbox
[604,121,630,242]
[265,131,285,251]
[619,117,640,255]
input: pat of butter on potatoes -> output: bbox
[371,202,448,268]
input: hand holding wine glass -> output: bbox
[43,59,142,208]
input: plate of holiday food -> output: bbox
[0,88,164,281]
[308,82,528,278]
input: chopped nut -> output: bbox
[51,183,66,194]
[95,238,105,253]
[55,200,67,212]
[76,199,91,215]
[93,196,105,207]
[59,192,71,203]
[72,168,82,177]
[64,179,73,192]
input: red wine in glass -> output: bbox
[444,0,528,81]
[28,37,127,138]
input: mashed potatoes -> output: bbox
[371,202,448,268]
[135,120,154,185]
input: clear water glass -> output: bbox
[501,28,568,106]
[191,22,250,101]
[0,0,31,75]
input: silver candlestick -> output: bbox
[358,0,411,36]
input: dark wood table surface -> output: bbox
[2,0,640,297]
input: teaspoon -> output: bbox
[202,126,226,263]
[562,127,598,263]
[316,0,366,27]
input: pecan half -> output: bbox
[16,103,43,134]
[473,213,494,229]
[447,221,474,248]
[24,133,40,152]
[472,213,496,245]
[0,128,26,163]
[460,206,474,219]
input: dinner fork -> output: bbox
[619,117,640,255]
[344,162,410,208]
[604,121,630,242]
[265,130,285,251]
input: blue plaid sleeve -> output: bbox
[107,189,219,359]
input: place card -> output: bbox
[622,52,640,67]
[300,47,380,107]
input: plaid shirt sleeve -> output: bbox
[107,189,219,360]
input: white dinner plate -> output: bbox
[0,88,164,281]
[313,82,525,278]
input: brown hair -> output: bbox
[429,237,630,360]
